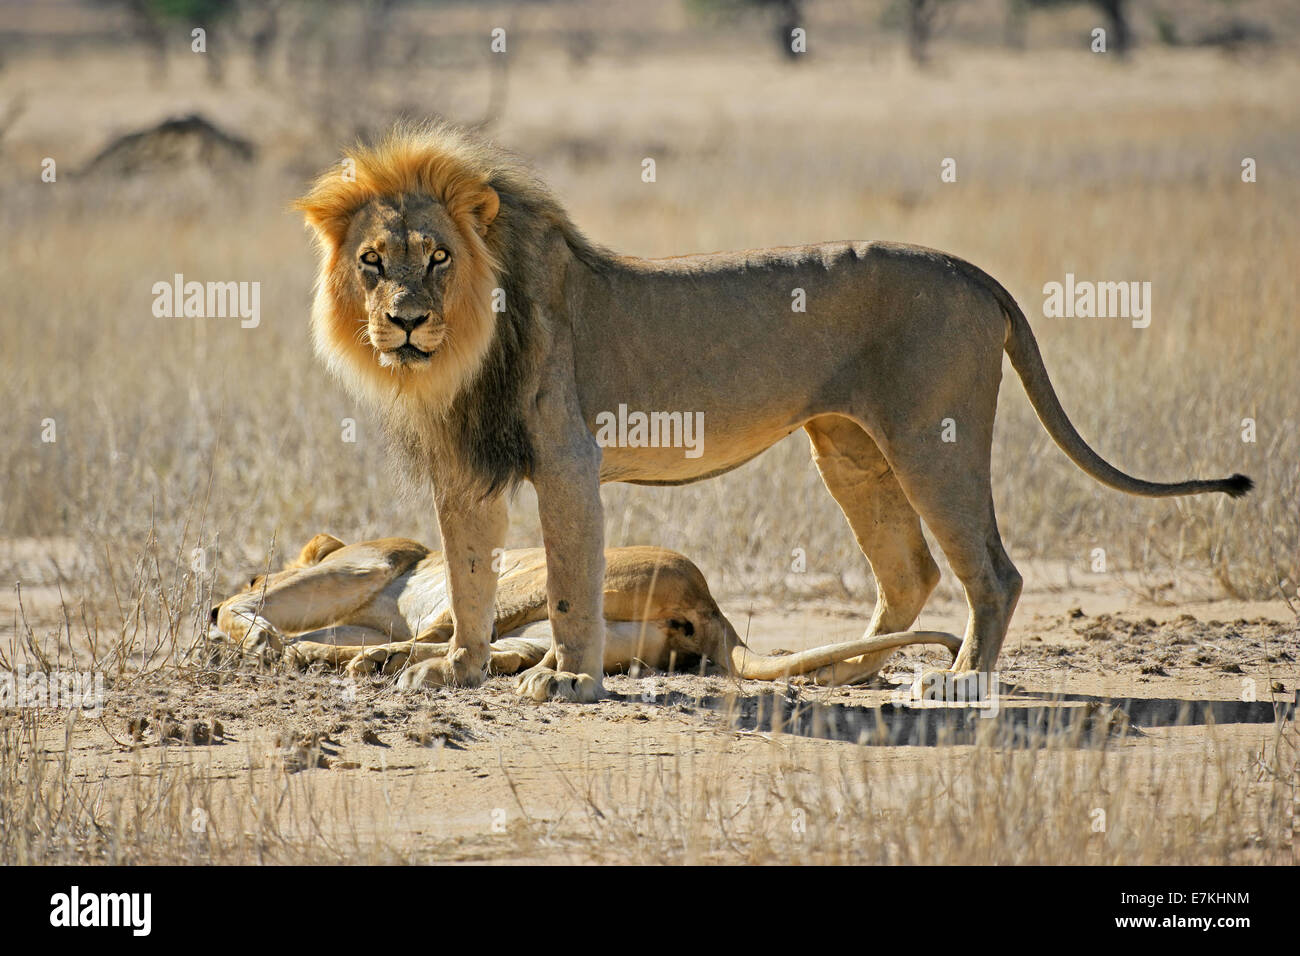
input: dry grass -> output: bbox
[563,723,1300,865]
[5,704,1297,865]
[2,39,1295,610]
[1,1,1298,865]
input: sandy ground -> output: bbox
[7,557,1296,863]
[1,3,1295,865]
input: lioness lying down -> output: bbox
[209,533,960,695]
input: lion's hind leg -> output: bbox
[870,420,1023,683]
[805,415,946,683]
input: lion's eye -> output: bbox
[360,251,382,268]
[431,248,449,266]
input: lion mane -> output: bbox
[294,121,607,499]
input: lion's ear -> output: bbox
[292,183,356,252]
[470,186,499,237]
[292,533,346,568]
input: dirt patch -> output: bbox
[6,594,1297,864]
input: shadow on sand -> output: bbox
[613,685,1296,747]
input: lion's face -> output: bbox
[346,196,469,370]
[296,127,503,410]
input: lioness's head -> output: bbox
[210,533,347,626]
[295,123,502,409]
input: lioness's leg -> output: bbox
[805,415,943,683]
[350,632,538,681]
[395,635,551,688]
[873,421,1023,677]
[282,628,397,669]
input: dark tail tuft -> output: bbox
[1223,473,1254,498]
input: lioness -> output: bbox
[294,121,1250,702]
[209,533,960,692]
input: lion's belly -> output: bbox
[596,420,800,485]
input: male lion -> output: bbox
[208,533,960,692]
[294,121,1250,702]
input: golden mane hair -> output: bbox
[294,122,505,412]
[295,121,608,499]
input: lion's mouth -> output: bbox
[379,343,434,367]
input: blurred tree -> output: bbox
[358,0,403,74]
[96,0,234,83]
[905,0,951,66]
[771,0,805,60]
[100,0,168,80]
[237,0,284,83]
[1090,0,1131,54]
[1013,0,1133,56]
[688,0,809,62]
[880,0,962,67]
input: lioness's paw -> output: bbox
[394,658,440,689]
[345,644,411,678]
[240,628,283,666]
[189,628,240,667]
[514,667,604,703]
[281,642,317,670]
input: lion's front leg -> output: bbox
[407,491,508,689]
[515,441,606,703]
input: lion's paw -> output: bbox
[514,667,604,703]
[913,668,992,703]
[394,648,488,690]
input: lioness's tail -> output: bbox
[728,631,961,682]
[968,265,1251,499]
[705,608,960,681]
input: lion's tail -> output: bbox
[962,264,1252,500]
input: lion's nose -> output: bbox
[387,312,430,333]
